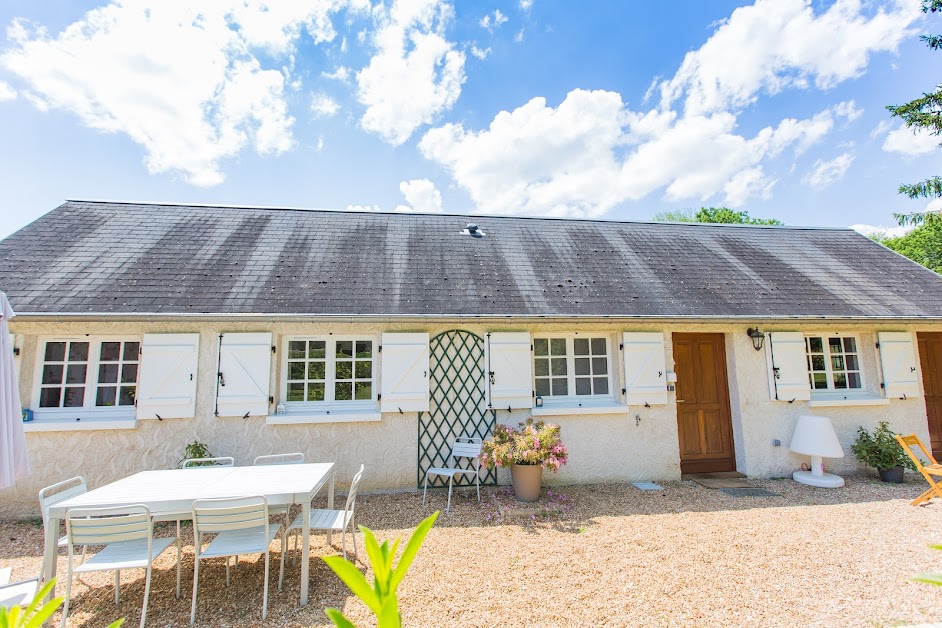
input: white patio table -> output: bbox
[42,463,335,611]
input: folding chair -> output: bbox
[190,495,284,624]
[287,464,364,561]
[423,437,482,512]
[896,433,942,506]
[61,505,179,628]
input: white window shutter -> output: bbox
[380,333,429,412]
[137,333,200,419]
[215,333,272,417]
[768,332,811,401]
[488,332,532,409]
[622,332,668,405]
[878,331,919,398]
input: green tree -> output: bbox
[875,220,942,274]
[887,0,942,226]
[652,207,783,225]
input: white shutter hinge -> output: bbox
[271,345,276,354]
[378,345,382,353]
[269,396,274,404]
[377,394,382,401]
[875,342,880,349]
[619,343,623,350]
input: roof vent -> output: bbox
[462,223,485,238]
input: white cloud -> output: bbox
[0,80,15,101]
[356,0,466,145]
[420,90,848,217]
[395,178,443,213]
[851,223,914,238]
[870,119,894,138]
[804,152,854,190]
[322,65,351,82]
[470,45,491,60]
[520,0,533,10]
[480,9,508,32]
[310,92,340,118]
[659,0,919,115]
[514,29,524,43]
[346,204,382,212]
[882,123,940,155]
[0,1,368,186]
[833,99,862,122]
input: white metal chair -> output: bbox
[39,476,88,558]
[181,456,235,468]
[190,495,284,624]
[423,437,482,512]
[253,452,305,466]
[286,464,364,561]
[0,572,39,609]
[60,504,179,628]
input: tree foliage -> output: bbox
[887,0,942,225]
[872,220,942,274]
[652,207,783,225]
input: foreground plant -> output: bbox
[914,544,942,586]
[323,511,439,628]
[0,579,124,628]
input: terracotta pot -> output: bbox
[878,465,905,483]
[511,463,542,502]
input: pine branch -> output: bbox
[899,177,942,200]
[921,34,942,49]
[927,0,942,12]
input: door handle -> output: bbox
[676,399,686,403]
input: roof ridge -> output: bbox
[64,198,850,232]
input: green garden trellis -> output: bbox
[418,330,496,488]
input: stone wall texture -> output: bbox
[1,319,935,517]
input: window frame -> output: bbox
[31,335,142,418]
[803,332,865,393]
[531,333,615,403]
[279,334,379,410]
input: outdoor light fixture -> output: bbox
[746,327,765,351]
[535,395,543,408]
[790,414,845,488]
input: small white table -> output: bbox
[44,463,335,609]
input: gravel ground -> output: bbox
[2,475,942,627]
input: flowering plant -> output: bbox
[480,418,568,472]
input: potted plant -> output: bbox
[480,418,568,502]
[850,421,916,483]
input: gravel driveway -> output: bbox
[2,475,941,627]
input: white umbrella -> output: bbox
[0,291,29,488]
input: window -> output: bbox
[805,335,862,391]
[37,338,140,409]
[534,336,611,398]
[283,337,375,405]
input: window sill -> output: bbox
[808,396,890,408]
[23,416,138,432]
[266,408,382,425]
[532,401,627,417]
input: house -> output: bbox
[1,199,941,516]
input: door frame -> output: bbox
[672,332,737,474]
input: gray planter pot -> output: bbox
[878,465,905,483]
[511,463,542,502]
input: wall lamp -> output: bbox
[746,327,765,351]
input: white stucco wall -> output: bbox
[1,318,936,517]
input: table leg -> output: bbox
[300,500,310,606]
[42,515,59,615]
[326,472,335,545]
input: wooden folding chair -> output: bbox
[896,434,942,506]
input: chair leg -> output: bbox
[59,572,74,628]
[352,516,358,561]
[278,528,286,592]
[140,565,153,628]
[446,476,454,513]
[225,556,231,587]
[115,570,120,605]
[476,473,481,502]
[341,527,346,560]
[422,473,430,507]
[262,551,270,621]
[190,556,200,625]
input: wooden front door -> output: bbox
[673,333,736,474]
[917,333,942,458]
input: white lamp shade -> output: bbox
[790,415,844,458]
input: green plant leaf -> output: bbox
[376,592,402,628]
[322,555,382,613]
[913,572,942,586]
[390,511,439,592]
[325,608,358,628]
[361,527,390,596]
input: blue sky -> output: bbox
[0,0,938,239]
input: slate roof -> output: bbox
[1,200,941,319]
